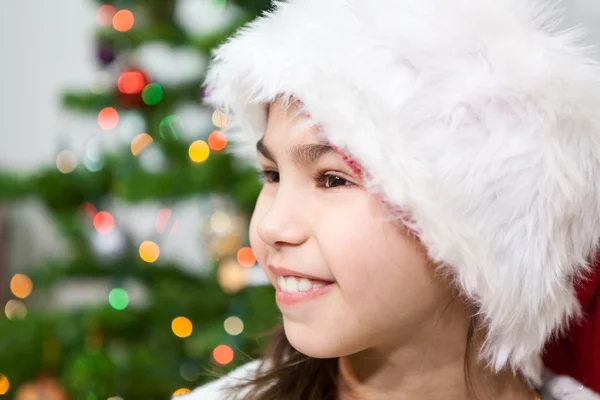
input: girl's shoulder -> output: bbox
[173,359,264,400]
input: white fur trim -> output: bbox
[203,0,600,386]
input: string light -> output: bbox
[224,316,244,336]
[5,300,27,320]
[211,109,229,128]
[208,131,227,151]
[113,9,134,32]
[173,388,191,396]
[108,288,129,310]
[189,140,210,163]
[131,133,153,156]
[56,150,77,173]
[10,274,33,299]
[139,240,160,263]
[93,211,114,234]
[210,211,231,234]
[212,344,234,365]
[118,71,146,94]
[142,83,163,105]
[237,247,256,267]
[172,317,193,338]
[96,5,116,26]
[0,375,9,395]
[98,107,119,130]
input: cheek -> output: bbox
[249,192,269,267]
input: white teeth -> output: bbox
[286,277,298,293]
[278,276,328,293]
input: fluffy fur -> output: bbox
[202,0,600,386]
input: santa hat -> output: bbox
[201,0,600,389]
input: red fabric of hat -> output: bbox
[543,253,600,394]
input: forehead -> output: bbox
[265,98,320,145]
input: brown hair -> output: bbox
[205,302,484,400]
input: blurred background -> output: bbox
[0,0,599,399]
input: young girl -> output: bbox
[178,0,600,398]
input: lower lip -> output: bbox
[275,282,335,306]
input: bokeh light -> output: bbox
[113,10,134,32]
[108,288,129,310]
[96,5,116,26]
[93,211,114,234]
[5,300,27,320]
[210,211,231,234]
[173,388,191,396]
[218,259,246,294]
[159,115,181,141]
[142,83,163,105]
[131,133,153,156]
[56,150,77,173]
[212,344,234,365]
[224,316,244,336]
[118,71,146,94]
[172,317,193,338]
[237,247,256,267]
[139,240,160,263]
[10,274,33,299]
[212,109,229,128]
[0,375,9,395]
[98,107,119,130]
[189,140,210,163]
[208,131,227,151]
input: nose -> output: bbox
[256,188,308,248]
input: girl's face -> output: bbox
[249,98,455,359]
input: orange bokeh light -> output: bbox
[118,71,146,94]
[213,344,234,365]
[131,133,153,156]
[172,317,193,338]
[113,10,134,32]
[237,247,256,267]
[93,211,114,234]
[96,5,116,26]
[10,274,33,299]
[208,131,227,151]
[98,107,119,130]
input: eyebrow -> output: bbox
[256,137,335,165]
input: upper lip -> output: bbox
[268,265,334,282]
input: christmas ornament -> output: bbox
[96,41,116,67]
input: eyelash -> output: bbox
[256,168,354,189]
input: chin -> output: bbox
[282,321,341,359]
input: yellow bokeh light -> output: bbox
[218,259,247,294]
[189,140,210,163]
[5,300,27,321]
[56,150,77,173]
[131,133,153,156]
[10,274,33,299]
[139,240,160,263]
[224,316,244,336]
[212,109,229,128]
[172,317,193,338]
[173,388,191,396]
[0,374,9,395]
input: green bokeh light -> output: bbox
[108,288,129,310]
[142,83,163,105]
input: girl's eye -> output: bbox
[257,169,279,184]
[314,171,354,189]
[257,169,354,189]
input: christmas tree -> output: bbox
[0,0,279,398]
